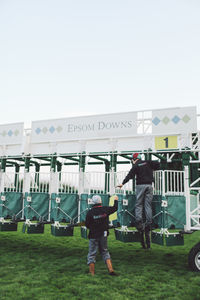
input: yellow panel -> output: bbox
[155,136,178,150]
[109,196,117,222]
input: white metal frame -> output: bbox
[186,163,200,231]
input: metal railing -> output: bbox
[3,172,24,192]
[30,172,50,193]
[0,169,186,196]
[58,172,79,194]
[164,170,185,196]
[84,171,110,194]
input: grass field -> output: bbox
[0,223,200,300]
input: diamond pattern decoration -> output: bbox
[35,126,63,135]
[42,127,48,134]
[35,128,41,135]
[14,129,19,136]
[172,115,180,124]
[162,116,170,125]
[8,130,13,137]
[56,126,63,133]
[152,114,191,127]
[0,129,21,137]
[152,117,160,126]
[49,126,55,134]
[182,114,190,123]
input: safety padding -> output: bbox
[152,195,163,229]
[164,196,186,229]
[117,194,136,227]
[152,195,186,230]
[151,231,164,246]
[80,226,88,239]
[0,192,23,219]
[22,222,44,234]
[117,194,163,228]
[23,193,49,221]
[50,193,78,223]
[165,233,184,246]
[79,194,110,222]
[51,224,74,236]
[114,228,141,243]
[0,221,17,231]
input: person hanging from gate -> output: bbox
[85,194,119,276]
[117,153,160,249]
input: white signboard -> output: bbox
[0,123,24,145]
[31,112,138,143]
[152,106,197,135]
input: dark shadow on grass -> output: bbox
[0,234,87,259]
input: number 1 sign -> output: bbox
[155,136,178,150]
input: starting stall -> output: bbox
[0,106,200,271]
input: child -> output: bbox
[85,194,118,275]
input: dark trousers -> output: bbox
[135,184,153,227]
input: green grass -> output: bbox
[0,224,200,300]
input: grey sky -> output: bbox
[0,0,200,127]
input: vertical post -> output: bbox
[23,156,31,219]
[161,170,167,232]
[23,156,30,193]
[144,152,151,161]
[184,166,191,231]
[49,155,58,221]
[0,158,6,193]
[78,154,85,223]
[79,154,85,194]
[105,162,110,194]
[162,170,165,197]
[14,164,20,192]
[57,161,62,182]
[34,163,40,192]
[110,153,117,195]
[50,155,58,193]
[57,161,62,193]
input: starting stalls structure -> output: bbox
[0,106,200,271]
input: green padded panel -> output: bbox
[118,194,163,228]
[117,194,136,227]
[152,195,163,229]
[50,193,78,223]
[0,192,23,219]
[165,196,186,229]
[24,193,49,221]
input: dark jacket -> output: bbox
[85,200,118,239]
[122,159,160,185]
